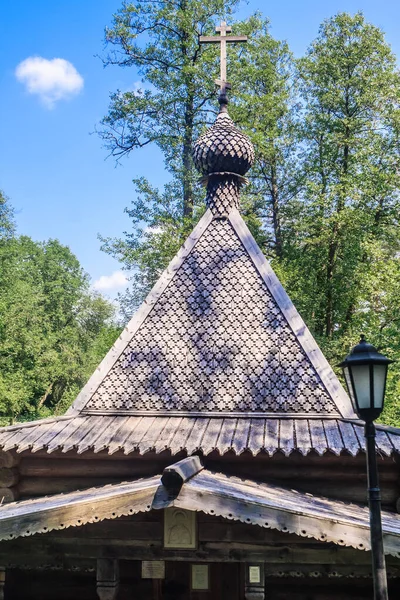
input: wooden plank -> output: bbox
[62,416,107,454]
[92,417,121,454]
[185,418,210,454]
[294,420,312,455]
[168,417,195,455]
[31,418,76,453]
[353,424,366,452]
[9,422,56,454]
[264,420,279,456]
[388,432,400,454]
[200,419,224,455]
[3,426,47,453]
[231,418,251,455]
[247,419,265,456]
[124,417,156,455]
[375,429,394,457]
[216,418,237,454]
[322,420,344,456]
[136,417,170,455]
[0,477,160,540]
[309,420,327,455]
[337,421,361,456]
[153,418,183,454]
[46,418,87,453]
[279,419,295,456]
[107,417,143,455]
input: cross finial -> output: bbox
[199,21,247,110]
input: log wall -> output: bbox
[2,449,398,510]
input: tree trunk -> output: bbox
[270,162,283,258]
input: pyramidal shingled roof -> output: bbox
[69,110,354,420]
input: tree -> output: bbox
[282,12,400,423]
[0,190,15,239]
[228,14,298,258]
[99,4,295,313]
[0,235,120,423]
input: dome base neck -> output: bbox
[206,175,241,217]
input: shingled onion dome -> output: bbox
[193,99,255,217]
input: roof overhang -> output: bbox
[0,458,400,557]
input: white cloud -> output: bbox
[15,56,84,108]
[93,270,128,292]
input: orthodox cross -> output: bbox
[199,21,247,98]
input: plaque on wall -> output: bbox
[164,508,196,549]
[141,561,165,579]
[191,564,209,591]
[248,565,261,584]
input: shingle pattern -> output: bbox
[84,219,338,416]
[193,112,254,177]
[205,176,241,217]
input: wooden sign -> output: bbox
[141,561,165,579]
[191,564,209,591]
[164,508,196,549]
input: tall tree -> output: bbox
[99,4,295,314]
[228,14,298,258]
[285,13,400,335]
[99,0,244,313]
[284,12,400,423]
[0,236,120,423]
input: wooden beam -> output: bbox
[0,567,4,600]
[96,558,119,600]
[161,456,203,492]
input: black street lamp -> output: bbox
[340,335,392,600]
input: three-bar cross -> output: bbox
[199,21,247,98]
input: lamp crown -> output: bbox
[351,335,378,356]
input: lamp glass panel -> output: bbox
[350,364,371,409]
[373,364,387,409]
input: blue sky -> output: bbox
[1,0,400,298]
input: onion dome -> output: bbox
[193,105,255,217]
[193,111,254,178]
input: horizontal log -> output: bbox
[0,538,373,564]
[0,452,18,469]
[18,477,126,497]
[0,468,19,488]
[19,458,167,478]
[292,481,397,507]
[0,487,18,503]
[19,457,398,482]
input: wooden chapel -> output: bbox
[1,23,400,600]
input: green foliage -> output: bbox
[282,12,400,423]
[99,4,294,313]
[228,14,298,256]
[0,190,15,239]
[0,234,120,424]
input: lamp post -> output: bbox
[339,335,392,600]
